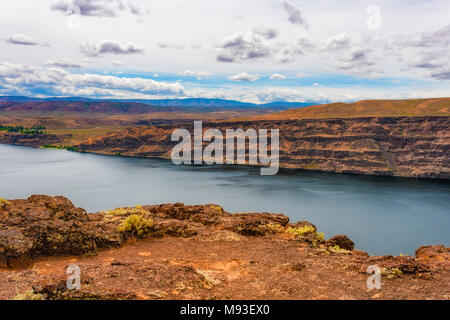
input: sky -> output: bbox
[0,0,449,103]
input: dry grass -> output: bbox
[240,98,450,121]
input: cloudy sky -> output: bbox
[0,0,449,103]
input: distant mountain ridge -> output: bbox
[0,96,319,110]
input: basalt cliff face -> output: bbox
[0,195,448,300]
[1,116,449,179]
[75,116,450,179]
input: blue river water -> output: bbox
[0,143,449,256]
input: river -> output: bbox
[0,143,449,256]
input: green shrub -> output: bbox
[13,290,44,300]
[381,267,403,279]
[260,223,285,234]
[103,206,148,216]
[286,225,324,247]
[286,225,316,237]
[328,245,350,254]
[0,197,11,209]
[117,214,154,238]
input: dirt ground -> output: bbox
[1,234,448,300]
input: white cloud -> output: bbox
[217,30,304,64]
[5,34,49,47]
[397,24,450,79]
[252,27,278,40]
[51,0,149,17]
[270,73,286,80]
[0,0,449,100]
[217,31,272,63]
[323,33,351,52]
[0,62,184,96]
[80,40,144,57]
[281,1,308,28]
[158,42,185,49]
[401,24,450,48]
[45,58,87,68]
[178,70,211,80]
[228,72,260,82]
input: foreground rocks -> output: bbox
[0,195,448,300]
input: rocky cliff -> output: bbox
[77,116,450,179]
[1,116,449,179]
[0,195,448,300]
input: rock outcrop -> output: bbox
[1,116,449,179]
[75,117,450,179]
[0,195,312,268]
[326,235,355,251]
[0,195,448,300]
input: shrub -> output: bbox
[104,206,148,216]
[260,223,285,234]
[0,197,11,209]
[117,214,154,238]
[381,267,403,279]
[328,245,350,254]
[13,290,44,300]
[286,225,316,237]
[286,225,325,247]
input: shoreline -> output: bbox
[1,141,450,182]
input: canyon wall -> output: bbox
[1,116,449,179]
[76,116,450,179]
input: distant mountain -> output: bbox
[0,96,93,103]
[0,96,319,111]
[122,98,257,108]
[259,102,319,108]
[0,101,192,114]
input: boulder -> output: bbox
[227,213,290,236]
[366,255,430,274]
[415,245,450,271]
[0,228,34,268]
[326,235,354,251]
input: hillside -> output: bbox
[0,101,195,115]
[242,98,450,120]
[1,97,449,179]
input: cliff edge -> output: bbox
[0,195,448,300]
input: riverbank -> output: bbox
[0,195,448,300]
[1,116,449,179]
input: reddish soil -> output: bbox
[0,196,448,300]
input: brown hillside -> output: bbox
[243,98,450,121]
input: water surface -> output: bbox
[0,144,449,256]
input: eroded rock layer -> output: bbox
[77,117,450,179]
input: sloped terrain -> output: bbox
[243,98,450,120]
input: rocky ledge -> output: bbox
[0,195,448,300]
